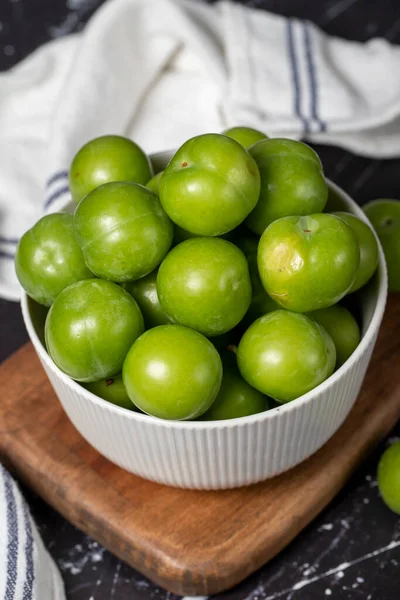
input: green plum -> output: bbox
[45,279,144,382]
[84,374,136,410]
[237,310,336,402]
[159,133,261,236]
[15,213,92,306]
[124,270,169,329]
[307,305,361,368]
[258,214,360,313]
[173,224,198,244]
[246,138,328,234]
[173,226,235,245]
[333,212,378,292]
[236,236,280,325]
[157,237,252,336]
[74,182,173,282]
[377,441,400,514]
[209,332,239,353]
[363,199,400,291]
[146,171,163,194]
[69,135,152,204]
[28,298,48,347]
[123,325,222,420]
[201,367,269,420]
[223,126,268,148]
[219,347,239,369]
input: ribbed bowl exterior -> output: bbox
[21,165,387,489]
[36,334,376,489]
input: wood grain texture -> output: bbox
[0,295,399,596]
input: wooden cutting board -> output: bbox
[1,295,399,597]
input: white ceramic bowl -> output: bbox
[21,151,388,489]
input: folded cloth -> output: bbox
[2,0,400,301]
[0,464,66,600]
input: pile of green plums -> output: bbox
[15,129,380,421]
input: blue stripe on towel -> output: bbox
[46,170,69,188]
[303,21,327,132]
[0,250,15,259]
[286,19,309,134]
[3,468,19,600]
[22,502,35,600]
[44,185,70,210]
[0,237,18,245]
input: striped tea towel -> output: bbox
[0,464,66,600]
[2,0,400,301]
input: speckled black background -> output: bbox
[0,1,400,599]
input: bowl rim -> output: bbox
[21,176,388,430]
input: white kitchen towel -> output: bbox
[0,464,66,600]
[2,0,400,301]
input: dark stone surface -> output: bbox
[0,1,399,598]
